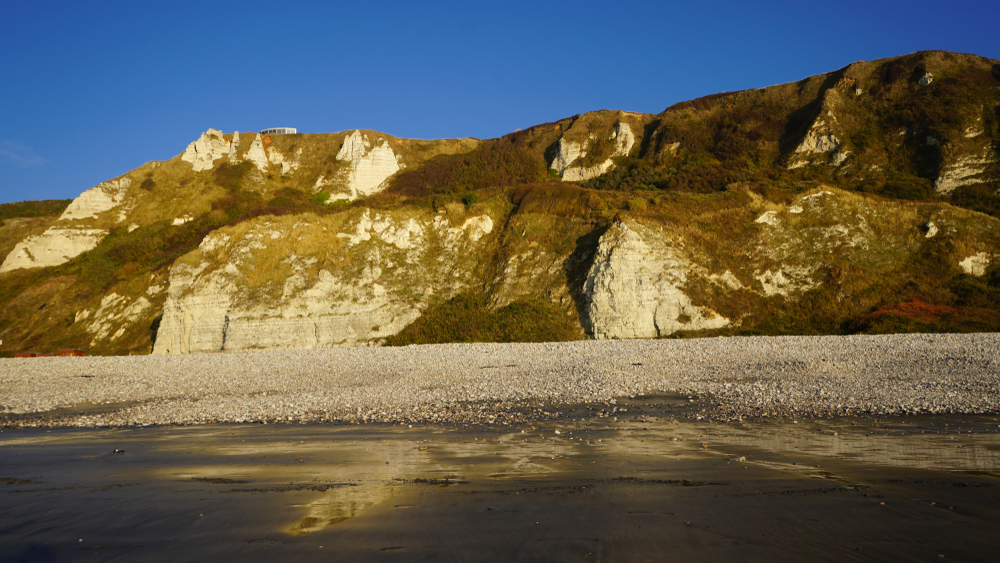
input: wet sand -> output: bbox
[2,394,999,562]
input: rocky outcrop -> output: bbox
[59,177,132,220]
[753,267,819,297]
[750,190,880,297]
[228,131,241,163]
[335,130,401,199]
[550,139,585,176]
[563,159,617,183]
[182,129,232,172]
[0,227,106,272]
[582,220,729,339]
[788,115,844,169]
[153,209,494,354]
[935,148,997,194]
[243,134,269,173]
[959,252,991,276]
[75,293,153,345]
[268,145,301,175]
[553,122,635,182]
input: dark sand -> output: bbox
[2,395,999,562]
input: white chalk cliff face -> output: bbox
[152,209,494,354]
[335,130,402,200]
[787,113,847,169]
[935,147,998,194]
[552,122,635,182]
[1,174,138,272]
[243,134,269,173]
[0,227,106,273]
[182,129,233,172]
[59,177,132,221]
[582,220,729,339]
[550,139,585,175]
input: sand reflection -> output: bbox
[288,481,399,536]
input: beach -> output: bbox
[1,333,998,428]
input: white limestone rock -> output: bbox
[0,227,106,272]
[612,122,636,156]
[965,120,984,139]
[795,119,840,154]
[582,220,729,339]
[563,160,617,183]
[266,145,301,175]
[935,149,998,194]
[59,177,132,220]
[550,138,585,175]
[555,122,636,182]
[243,134,269,173]
[182,129,231,172]
[959,252,991,276]
[788,117,843,169]
[918,72,933,86]
[152,209,493,354]
[83,293,153,344]
[228,131,241,163]
[755,211,781,227]
[754,267,820,297]
[335,131,401,199]
[750,189,888,298]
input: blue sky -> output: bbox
[1,0,997,203]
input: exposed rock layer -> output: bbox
[0,227,107,272]
[583,220,729,338]
[153,210,494,354]
[182,129,232,172]
[59,177,132,221]
[335,130,401,200]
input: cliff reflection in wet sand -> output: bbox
[1,394,999,562]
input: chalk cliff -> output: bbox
[0,227,106,272]
[334,130,402,200]
[59,177,132,220]
[552,122,636,182]
[182,129,232,172]
[2,50,999,355]
[153,209,494,354]
[582,220,729,339]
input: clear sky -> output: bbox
[1,0,997,203]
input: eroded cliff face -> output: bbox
[551,121,636,182]
[332,130,402,201]
[749,188,999,295]
[4,50,1000,355]
[182,129,233,172]
[0,227,107,273]
[582,220,729,339]
[153,208,495,354]
[0,175,139,272]
[60,177,132,220]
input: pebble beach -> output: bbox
[2,333,998,428]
